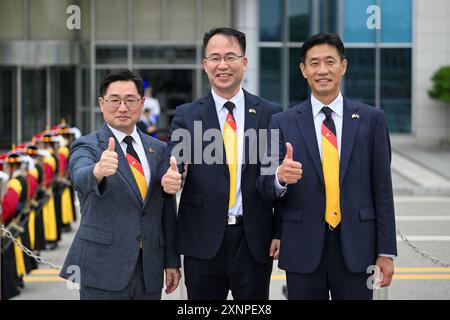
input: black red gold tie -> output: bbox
[123,136,147,201]
[223,101,237,209]
[321,106,341,228]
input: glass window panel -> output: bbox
[0,68,14,148]
[96,69,114,98]
[344,0,376,43]
[259,0,281,41]
[136,69,195,139]
[0,0,24,40]
[380,0,412,43]
[288,0,310,42]
[167,0,196,41]
[96,0,127,40]
[289,48,309,107]
[380,48,411,133]
[344,48,375,106]
[259,48,282,104]
[133,0,161,40]
[133,46,196,64]
[22,69,47,141]
[51,67,76,127]
[202,0,228,36]
[320,0,337,33]
[96,46,127,64]
[29,0,76,40]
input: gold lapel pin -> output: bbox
[149,147,156,153]
[249,108,256,114]
[351,113,360,119]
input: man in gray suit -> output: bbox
[60,69,180,300]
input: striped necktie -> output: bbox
[223,101,237,209]
[123,136,147,201]
[321,106,341,229]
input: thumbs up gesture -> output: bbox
[93,137,119,183]
[162,156,182,194]
[277,143,302,185]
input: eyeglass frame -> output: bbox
[204,53,245,64]
[100,95,143,109]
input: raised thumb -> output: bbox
[285,142,293,160]
[108,137,115,152]
[170,156,179,172]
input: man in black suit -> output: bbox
[162,27,282,300]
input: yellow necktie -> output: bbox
[321,106,341,228]
[223,101,237,209]
[123,136,147,201]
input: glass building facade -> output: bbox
[259,0,412,133]
[0,0,412,149]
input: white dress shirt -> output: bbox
[274,93,343,193]
[211,88,245,217]
[107,124,151,186]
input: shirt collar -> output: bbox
[107,124,140,144]
[211,88,245,113]
[311,92,343,118]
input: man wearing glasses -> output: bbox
[162,27,282,299]
[60,69,180,299]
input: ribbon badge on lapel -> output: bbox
[351,113,360,119]
[249,107,256,114]
[149,147,156,153]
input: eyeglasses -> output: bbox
[204,53,244,64]
[102,95,142,108]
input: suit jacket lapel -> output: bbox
[295,101,324,185]
[339,100,360,185]
[99,124,143,205]
[242,90,261,174]
[198,93,221,131]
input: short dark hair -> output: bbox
[99,69,144,97]
[300,33,346,64]
[203,27,246,56]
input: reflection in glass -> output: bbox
[260,48,282,104]
[381,49,411,133]
[51,68,76,127]
[290,48,309,107]
[133,46,196,64]
[320,0,337,33]
[135,69,194,138]
[288,0,310,42]
[96,46,128,64]
[22,70,46,141]
[344,48,375,106]
[259,0,282,41]
[344,0,375,43]
[0,68,14,148]
[380,0,412,43]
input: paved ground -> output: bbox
[10,143,450,300]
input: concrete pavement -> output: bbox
[11,140,450,300]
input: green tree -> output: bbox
[428,66,450,103]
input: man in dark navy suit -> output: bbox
[162,27,282,300]
[257,33,397,300]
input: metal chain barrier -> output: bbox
[1,223,62,270]
[397,229,450,268]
